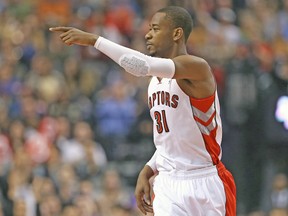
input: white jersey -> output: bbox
[147,77,223,174]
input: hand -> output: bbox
[49,27,98,46]
[135,166,154,215]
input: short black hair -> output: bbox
[157,6,193,42]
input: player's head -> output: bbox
[157,6,193,42]
[145,6,193,57]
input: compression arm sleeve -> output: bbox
[94,37,175,78]
[146,150,157,173]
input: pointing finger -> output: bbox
[49,27,73,32]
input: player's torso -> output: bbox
[148,76,222,172]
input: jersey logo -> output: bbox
[148,91,179,109]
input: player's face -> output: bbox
[145,12,174,58]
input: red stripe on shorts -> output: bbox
[216,162,237,216]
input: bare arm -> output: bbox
[134,150,158,215]
[172,55,216,98]
[49,27,216,97]
[135,165,155,215]
[173,55,211,81]
[50,27,175,78]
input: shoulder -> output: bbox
[173,54,208,64]
[172,54,210,74]
[171,54,212,81]
[172,55,215,98]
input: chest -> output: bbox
[147,77,189,110]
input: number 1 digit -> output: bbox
[154,110,170,133]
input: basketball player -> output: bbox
[50,6,236,216]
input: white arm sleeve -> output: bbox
[146,150,157,173]
[94,37,175,78]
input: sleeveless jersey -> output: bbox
[148,77,223,173]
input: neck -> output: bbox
[167,43,188,59]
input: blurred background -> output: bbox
[0,0,288,215]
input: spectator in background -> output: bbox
[8,119,26,153]
[110,204,139,216]
[13,199,27,216]
[82,6,124,60]
[19,94,41,130]
[38,194,62,216]
[105,0,135,39]
[55,164,78,206]
[222,40,259,212]
[94,78,137,160]
[58,119,105,172]
[78,179,95,198]
[61,205,81,216]
[24,54,66,105]
[278,0,288,41]
[25,128,51,165]
[270,173,288,213]
[56,122,85,166]
[215,7,241,44]
[192,0,240,66]
[0,203,3,216]
[32,176,57,205]
[74,194,102,216]
[62,56,81,99]
[73,121,107,178]
[97,168,136,216]
[36,0,71,26]
[7,159,36,216]
[42,146,62,184]
[0,63,22,99]
[0,100,10,133]
[0,133,13,175]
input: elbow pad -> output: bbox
[94,37,175,78]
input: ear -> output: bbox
[173,28,184,41]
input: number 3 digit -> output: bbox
[154,110,170,133]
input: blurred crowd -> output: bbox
[0,0,288,215]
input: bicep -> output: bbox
[172,55,211,81]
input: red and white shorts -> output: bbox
[152,162,236,216]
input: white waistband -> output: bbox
[158,165,218,179]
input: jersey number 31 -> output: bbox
[154,110,170,133]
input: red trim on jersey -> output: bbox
[189,92,236,215]
[189,92,221,165]
[190,93,236,215]
[202,129,221,165]
[193,111,216,127]
[189,93,215,113]
[217,162,237,216]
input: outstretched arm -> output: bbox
[49,27,175,78]
[50,27,215,97]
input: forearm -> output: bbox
[94,37,175,78]
[145,150,157,174]
[139,165,155,180]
